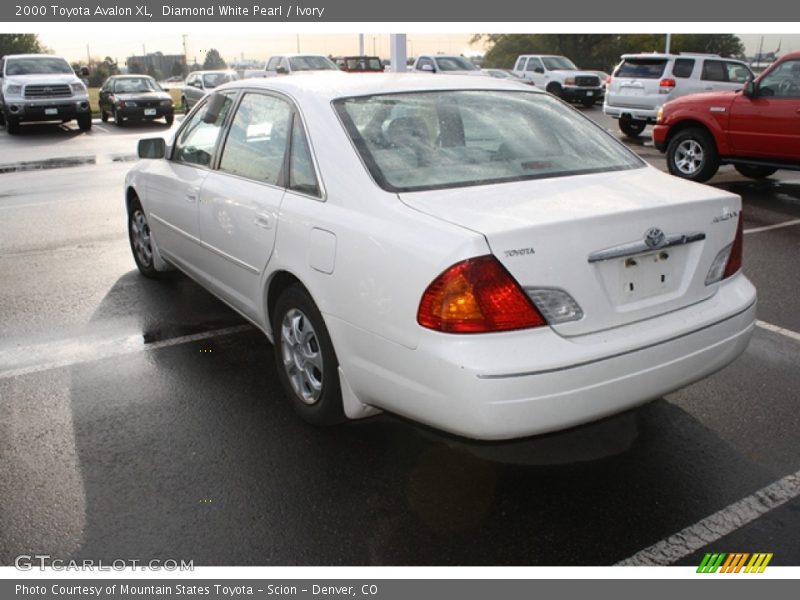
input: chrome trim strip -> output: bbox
[149,212,201,244]
[588,232,705,263]
[476,299,755,380]
[199,241,260,274]
[149,212,260,274]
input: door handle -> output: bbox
[185,186,199,203]
[254,215,272,230]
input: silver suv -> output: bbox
[0,54,92,134]
[604,53,753,138]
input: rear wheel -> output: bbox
[0,111,6,126]
[619,117,646,138]
[666,127,720,182]
[734,164,778,179]
[272,285,344,426]
[581,97,595,108]
[181,97,190,114]
[101,109,109,122]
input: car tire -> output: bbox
[546,83,563,98]
[6,116,20,135]
[77,114,92,131]
[114,109,124,127]
[101,110,108,122]
[0,111,6,126]
[581,97,595,108]
[619,117,646,138]
[127,197,165,279]
[734,164,778,179]
[165,114,174,126]
[272,284,345,427]
[182,97,190,114]
[666,127,720,183]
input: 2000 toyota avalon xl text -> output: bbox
[124,73,756,440]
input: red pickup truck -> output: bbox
[653,51,800,182]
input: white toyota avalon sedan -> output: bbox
[124,73,756,440]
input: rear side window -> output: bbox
[616,58,668,79]
[672,59,695,78]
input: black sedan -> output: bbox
[98,75,174,127]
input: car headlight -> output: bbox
[160,99,173,107]
[70,82,86,94]
[564,77,575,86]
[4,84,23,95]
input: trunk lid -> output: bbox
[399,167,741,336]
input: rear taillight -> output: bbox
[606,75,613,86]
[417,256,546,333]
[659,78,676,93]
[722,212,744,279]
[705,213,744,285]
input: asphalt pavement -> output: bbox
[1,107,798,566]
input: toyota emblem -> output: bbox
[644,227,665,248]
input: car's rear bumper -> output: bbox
[603,102,659,123]
[329,274,756,440]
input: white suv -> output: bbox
[604,53,753,138]
[511,55,604,106]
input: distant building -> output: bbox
[126,52,186,78]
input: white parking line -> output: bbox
[0,324,253,380]
[756,320,800,344]
[744,218,800,235]
[617,469,800,565]
[93,123,110,133]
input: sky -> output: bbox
[38,32,799,66]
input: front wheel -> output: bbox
[272,285,344,426]
[666,127,720,182]
[127,197,164,279]
[101,109,108,122]
[734,164,778,179]
[545,83,563,99]
[581,97,595,108]
[114,108,124,127]
[77,114,92,131]
[6,116,20,135]
[619,117,646,138]
[181,97,190,114]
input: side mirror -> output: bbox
[276,66,288,75]
[138,138,166,159]
[743,79,756,98]
[191,81,202,88]
[534,67,544,74]
[201,93,227,124]
[420,63,434,72]
[80,66,90,77]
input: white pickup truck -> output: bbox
[0,53,92,134]
[243,54,340,78]
[512,54,604,106]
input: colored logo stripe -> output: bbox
[697,552,773,573]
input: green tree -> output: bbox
[203,48,227,70]
[0,33,46,58]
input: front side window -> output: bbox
[219,92,292,184]
[725,62,752,83]
[173,93,234,167]
[334,90,642,192]
[526,58,544,72]
[542,56,577,71]
[203,72,235,88]
[416,57,434,71]
[266,57,281,71]
[759,59,800,98]
[701,60,726,82]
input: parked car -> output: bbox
[511,55,603,107]
[653,51,800,182]
[125,73,755,440]
[98,75,174,127]
[411,54,482,74]
[0,53,91,134]
[244,54,340,78]
[334,56,384,73]
[604,53,753,138]
[481,68,535,85]
[182,70,238,112]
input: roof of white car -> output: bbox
[4,54,69,60]
[225,72,544,101]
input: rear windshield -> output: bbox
[345,57,383,71]
[616,58,668,79]
[334,90,643,192]
[5,57,73,76]
[203,72,236,87]
[434,56,479,71]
